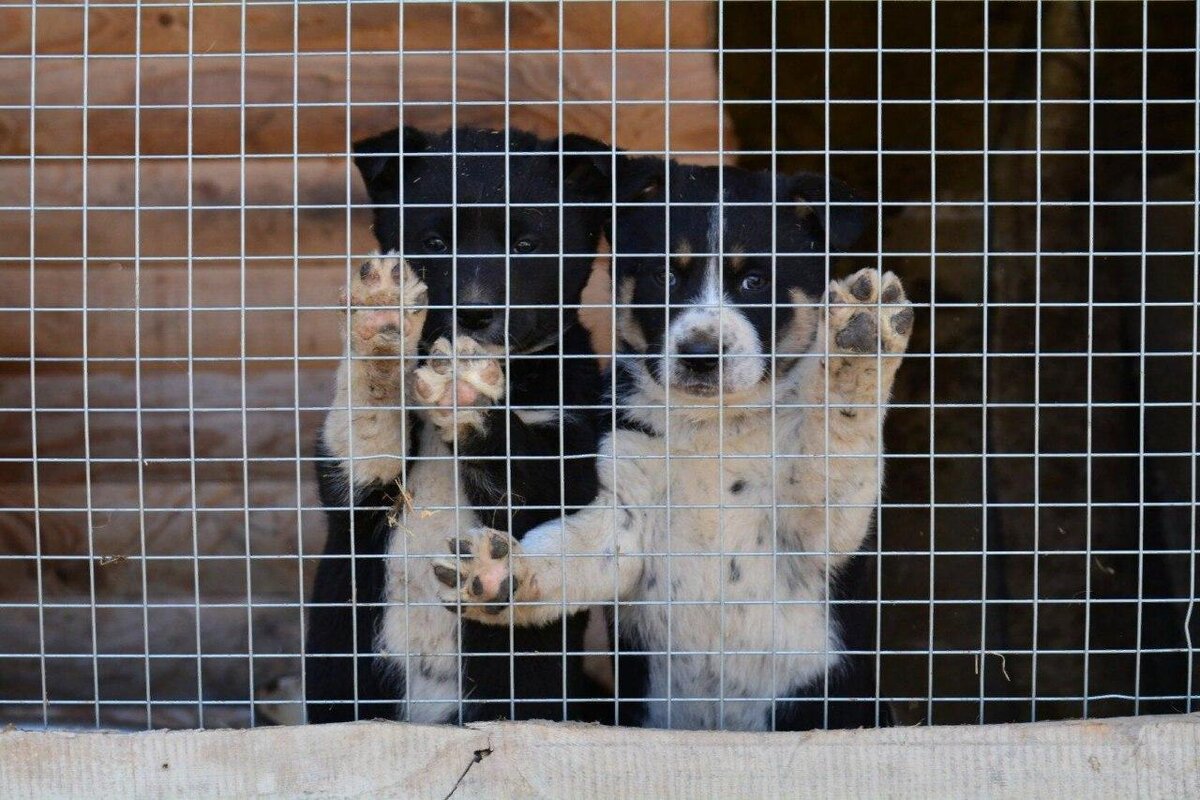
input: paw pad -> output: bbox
[345,254,428,357]
[826,268,913,356]
[431,529,531,622]
[412,336,506,440]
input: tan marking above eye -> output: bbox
[727,253,747,272]
[618,275,636,305]
[676,241,696,272]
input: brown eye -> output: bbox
[391,263,402,283]
[740,273,769,292]
[359,262,372,280]
[652,269,677,288]
[423,235,448,254]
[513,235,540,254]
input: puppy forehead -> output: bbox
[664,205,718,255]
[671,240,694,268]
[403,153,562,204]
[664,208,770,265]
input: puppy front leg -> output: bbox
[377,528,472,724]
[322,255,428,491]
[431,441,656,627]
[307,256,427,723]
[783,268,912,567]
[433,432,662,625]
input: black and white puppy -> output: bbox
[434,158,912,731]
[306,126,614,724]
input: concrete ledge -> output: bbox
[3,715,1198,799]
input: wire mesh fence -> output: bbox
[0,1,1197,732]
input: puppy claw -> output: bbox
[447,537,475,557]
[433,563,463,589]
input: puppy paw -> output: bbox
[820,269,912,404]
[412,336,506,442]
[431,529,537,624]
[344,254,428,360]
[826,268,912,355]
[255,674,305,727]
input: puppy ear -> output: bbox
[615,155,667,203]
[782,172,867,252]
[559,133,616,199]
[352,127,428,203]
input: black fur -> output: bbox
[305,438,407,723]
[305,126,615,724]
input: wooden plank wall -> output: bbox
[0,1,734,728]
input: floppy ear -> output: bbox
[352,126,427,203]
[782,172,867,252]
[558,133,617,200]
[615,154,667,203]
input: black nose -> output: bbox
[457,306,496,332]
[676,339,720,373]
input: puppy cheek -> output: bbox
[778,288,819,358]
[618,309,649,353]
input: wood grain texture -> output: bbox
[1,3,729,727]
[1,2,731,161]
[2,716,1198,797]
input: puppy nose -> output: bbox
[677,338,720,373]
[457,306,496,332]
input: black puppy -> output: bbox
[306,126,615,724]
[433,157,907,731]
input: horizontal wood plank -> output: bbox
[2,716,1198,796]
[2,3,730,162]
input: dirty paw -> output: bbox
[825,268,913,356]
[431,529,534,623]
[412,336,506,440]
[343,254,428,357]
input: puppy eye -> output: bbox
[390,263,402,283]
[423,235,448,254]
[651,270,677,288]
[740,274,769,292]
[358,262,372,280]
[513,236,540,254]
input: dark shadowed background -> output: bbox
[724,0,1198,725]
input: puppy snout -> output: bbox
[676,336,720,374]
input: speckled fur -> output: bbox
[437,267,911,731]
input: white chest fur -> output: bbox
[608,406,848,730]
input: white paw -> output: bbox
[819,268,913,407]
[412,336,506,442]
[255,674,305,727]
[344,254,428,359]
[431,529,537,625]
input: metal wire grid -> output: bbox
[0,1,1197,730]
